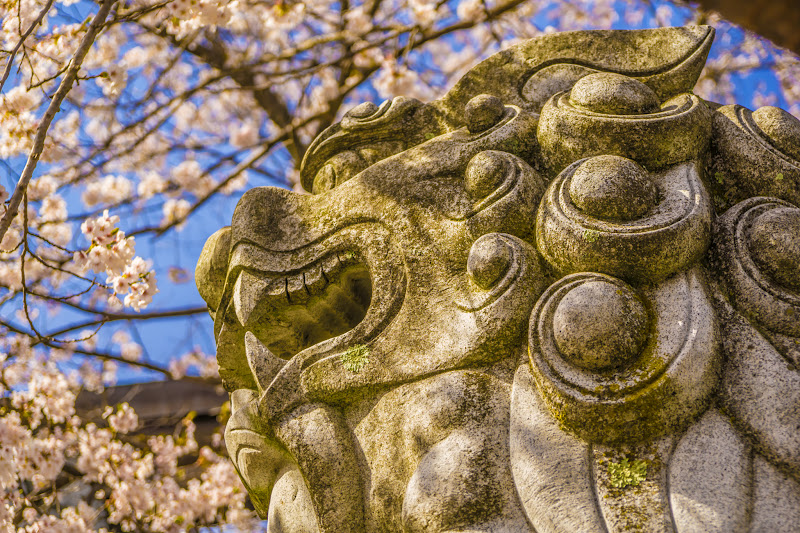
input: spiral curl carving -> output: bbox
[535,156,713,283]
[527,270,720,445]
[538,83,712,174]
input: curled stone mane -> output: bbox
[196,25,800,532]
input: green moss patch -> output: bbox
[341,344,370,373]
[608,458,648,489]
[582,229,600,242]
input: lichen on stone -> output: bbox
[341,344,370,373]
[608,458,648,488]
[582,229,600,242]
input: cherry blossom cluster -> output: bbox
[168,349,220,380]
[0,333,258,532]
[73,211,158,311]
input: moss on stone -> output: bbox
[582,229,600,242]
[341,344,370,373]
[608,458,648,489]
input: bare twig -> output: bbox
[34,306,207,344]
[0,0,55,94]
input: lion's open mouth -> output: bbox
[232,251,372,359]
[212,223,406,392]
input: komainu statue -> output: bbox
[196,26,800,532]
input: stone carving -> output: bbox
[195,25,800,532]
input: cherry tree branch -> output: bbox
[0,0,118,245]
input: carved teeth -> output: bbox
[232,253,372,359]
[304,266,327,294]
[233,270,263,327]
[322,254,342,280]
[286,274,309,305]
[233,270,286,329]
[245,331,286,392]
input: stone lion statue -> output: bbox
[195,26,800,532]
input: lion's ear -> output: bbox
[437,25,714,117]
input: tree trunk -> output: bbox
[691,0,800,56]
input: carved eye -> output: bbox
[465,94,505,133]
[465,150,510,200]
[311,150,367,194]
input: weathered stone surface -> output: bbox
[267,469,320,533]
[528,268,721,445]
[567,155,658,221]
[711,286,800,476]
[591,436,675,533]
[669,409,752,532]
[747,206,800,292]
[538,90,713,175]
[443,25,714,116]
[708,104,800,210]
[551,278,648,370]
[536,160,712,283]
[195,226,231,316]
[196,25,800,531]
[750,455,800,533]
[570,73,661,116]
[509,363,606,533]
